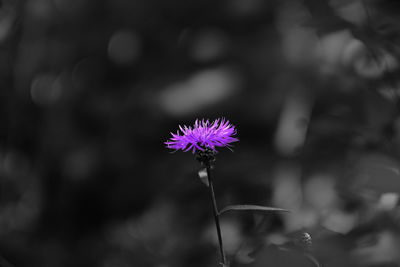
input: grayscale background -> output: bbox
[1,0,400,266]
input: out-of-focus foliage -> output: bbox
[1,0,400,266]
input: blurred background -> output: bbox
[1,0,400,266]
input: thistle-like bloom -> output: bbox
[165,118,239,153]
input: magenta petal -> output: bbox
[165,118,239,153]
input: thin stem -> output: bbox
[206,162,227,266]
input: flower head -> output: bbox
[165,118,239,153]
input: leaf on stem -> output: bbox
[218,205,289,215]
[198,168,209,186]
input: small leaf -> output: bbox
[218,205,289,215]
[198,168,209,186]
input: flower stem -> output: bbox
[205,162,227,266]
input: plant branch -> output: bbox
[205,162,227,266]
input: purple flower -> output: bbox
[165,118,239,153]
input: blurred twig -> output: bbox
[361,0,400,111]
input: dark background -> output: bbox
[1,0,400,266]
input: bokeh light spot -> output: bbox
[108,30,142,66]
[30,73,62,106]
